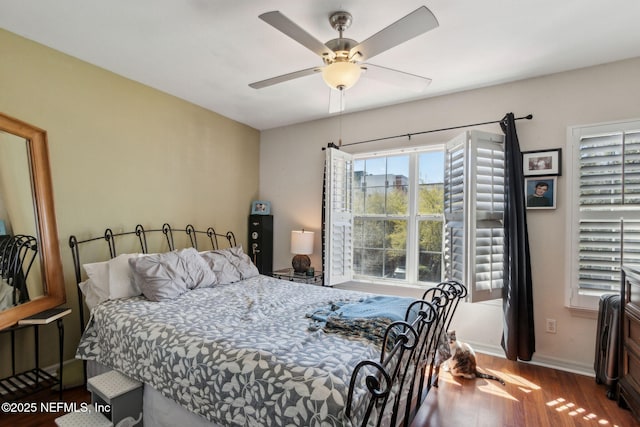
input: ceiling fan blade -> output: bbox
[361,63,431,91]
[249,66,322,89]
[328,88,345,114]
[349,6,438,62]
[259,11,336,60]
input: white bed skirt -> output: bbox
[87,360,223,427]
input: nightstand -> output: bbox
[0,307,70,401]
[272,267,323,285]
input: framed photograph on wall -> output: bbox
[251,200,271,215]
[522,149,562,176]
[525,177,557,210]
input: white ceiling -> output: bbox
[1,1,639,130]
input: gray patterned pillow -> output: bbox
[129,248,217,301]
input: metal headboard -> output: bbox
[69,223,237,333]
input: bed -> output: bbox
[70,224,466,427]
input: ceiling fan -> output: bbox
[249,6,439,112]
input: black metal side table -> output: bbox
[0,307,70,401]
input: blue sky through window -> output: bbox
[355,151,444,184]
[419,151,444,184]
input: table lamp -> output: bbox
[291,230,314,273]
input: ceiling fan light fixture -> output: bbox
[322,62,362,90]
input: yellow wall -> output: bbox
[0,29,260,375]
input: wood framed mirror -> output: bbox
[0,112,65,330]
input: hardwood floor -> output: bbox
[2,353,637,426]
[411,352,638,427]
[0,386,90,427]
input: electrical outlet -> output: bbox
[546,318,557,334]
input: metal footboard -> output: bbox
[346,280,467,427]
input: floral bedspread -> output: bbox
[76,275,382,426]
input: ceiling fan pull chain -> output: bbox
[339,89,344,147]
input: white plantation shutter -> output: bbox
[578,220,640,292]
[444,131,505,302]
[324,148,354,286]
[569,121,640,307]
[444,135,465,283]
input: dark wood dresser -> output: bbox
[620,265,640,420]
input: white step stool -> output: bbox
[55,370,143,427]
[88,370,143,426]
[55,403,112,426]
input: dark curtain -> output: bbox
[500,112,535,361]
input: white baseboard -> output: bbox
[469,341,594,377]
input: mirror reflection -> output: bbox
[0,131,44,312]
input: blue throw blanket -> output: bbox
[308,295,417,347]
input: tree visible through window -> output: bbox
[417,150,445,282]
[352,151,444,284]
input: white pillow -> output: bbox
[107,253,142,299]
[129,248,217,302]
[228,246,260,279]
[78,279,102,311]
[200,251,241,284]
[82,261,110,305]
[83,260,109,289]
[199,246,259,284]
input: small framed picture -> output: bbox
[525,177,557,210]
[522,149,562,176]
[251,200,271,215]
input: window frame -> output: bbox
[325,130,506,303]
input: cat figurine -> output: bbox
[433,330,505,386]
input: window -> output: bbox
[352,150,443,284]
[417,151,446,283]
[567,119,640,310]
[325,130,505,303]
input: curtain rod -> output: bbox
[324,113,533,150]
